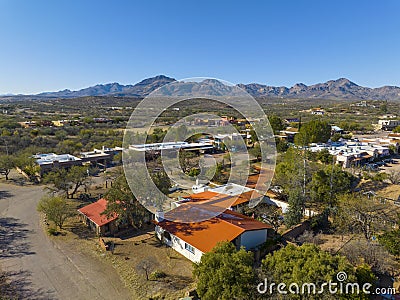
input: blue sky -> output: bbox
[1,0,399,94]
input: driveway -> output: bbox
[0,182,132,300]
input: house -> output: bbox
[18,121,37,128]
[155,208,271,263]
[311,109,325,115]
[52,119,81,127]
[129,141,213,153]
[331,125,343,134]
[308,140,391,168]
[78,199,119,236]
[277,127,299,143]
[378,119,400,131]
[34,153,82,174]
[80,149,111,169]
[284,118,300,124]
[213,133,247,151]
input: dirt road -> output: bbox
[0,182,132,300]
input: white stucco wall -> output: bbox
[240,229,267,249]
[155,225,203,263]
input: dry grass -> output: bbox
[54,213,195,299]
[316,233,354,254]
[97,235,195,299]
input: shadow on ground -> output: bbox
[0,269,55,300]
[0,190,13,200]
[0,217,35,258]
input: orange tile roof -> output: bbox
[156,209,271,253]
[188,191,220,201]
[231,190,263,206]
[388,133,400,137]
[246,167,274,189]
[78,198,118,227]
[186,190,263,207]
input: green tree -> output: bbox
[378,213,400,256]
[393,125,400,133]
[295,119,331,146]
[285,188,305,227]
[315,148,333,164]
[248,143,261,160]
[43,168,70,197]
[193,241,256,300]
[44,166,90,198]
[261,243,372,299]
[37,195,73,229]
[268,115,285,134]
[103,175,150,228]
[68,166,91,197]
[379,229,400,256]
[179,150,196,173]
[330,132,342,142]
[0,155,14,180]
[14,155,40,182]
[274,148,315,193]
[275,138,289,153]
[150,169,171,194]
[309,165,355,207]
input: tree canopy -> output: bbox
[268,115,285,134]
[262,243,374,299]
[37,195,74,229]
[193,241,256,300]
[295,119,331,146]
[43,166,90,198]
[0,155,14,180]
[103,174,150,228]
[393,125,400,133]
[309,165,355,207]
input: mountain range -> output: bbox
[3,75,400,101]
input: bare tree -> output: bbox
[296,230,322,245]
[136,258,158,281]
[341,239,399,275]
[336,193,393,240]
[387,170,400,185]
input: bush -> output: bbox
[47,227,58,236]
[372,172,387,182]
[149,270,167,280]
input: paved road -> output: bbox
[0,182,132,300]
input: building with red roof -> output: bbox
[155,205,271,263]
[78,199,119,236]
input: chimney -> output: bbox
[155,211,164,222]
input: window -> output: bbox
[163,231,171,242]
[185,243,195,254]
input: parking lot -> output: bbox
[362,157,399,172]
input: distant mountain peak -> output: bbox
[239,78,400,100]
[4,76,400,101]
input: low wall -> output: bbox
[282,220,311,241]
